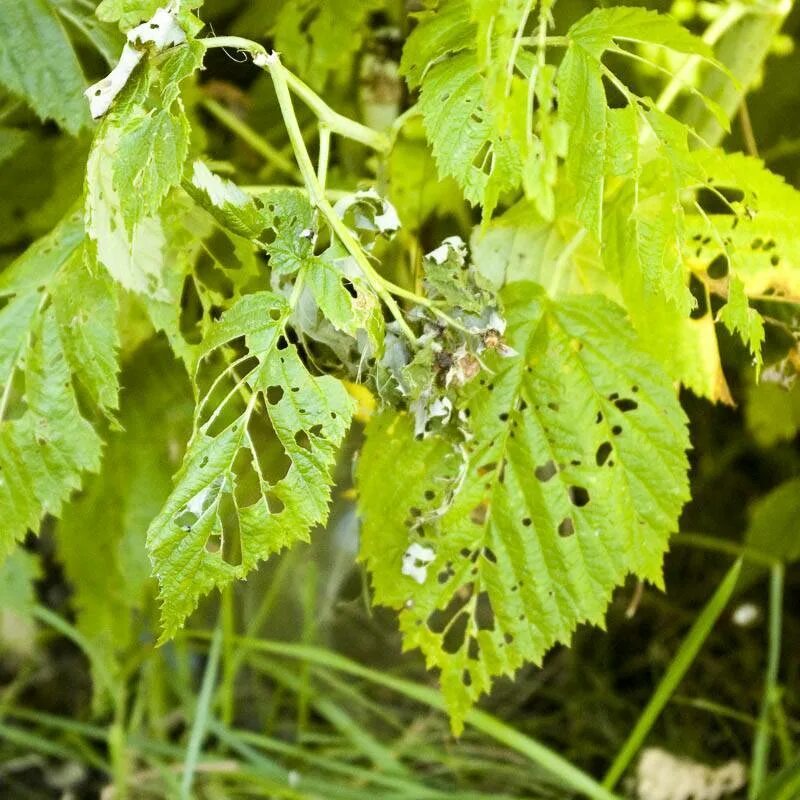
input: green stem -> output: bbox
[520,34,567,47]
[262,52,416,341]
[201,97,300,179]
[673,532,779,568]
[749,564,785,798]
[317,124,331,189]
[202,37,389,152]
[655,2,746,116]
[601,559,742,790]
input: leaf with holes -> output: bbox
[146,291,355,638]
[358,283,690,731]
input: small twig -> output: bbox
[625,580,644,619]
[200,97,300,179]
[739,98,759,158]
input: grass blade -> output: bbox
[602,558,742,790]
[183,630,623,800]
[749,564,785,798]
[181,622,223,799]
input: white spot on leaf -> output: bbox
[402,542,435,584]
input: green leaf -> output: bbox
[358,283,690,731]
[97,0,203,32]
[718,275,765,367]
[565,6,714,60]
[86,124,169,297]
[147,292,355,639]
[416,51,521,216]
[185,160,265,240]
[556,46,606,238]
[400,0,474,89]
[0,0,89,134]
[114,108,191,234]
[0,307,103,558]
[0,549,41,616]
[0,212,118,556]
[745,478,800,567]
[400,0,525,217]
[272,0,383,88]
[251,188,315,277]
[57,338,193,697]
[304,256,382,344]
[745,380,800,447]
[559,6,714,253]
[51,249,120,414]
[687,150,800,303]
[0,127,27,167]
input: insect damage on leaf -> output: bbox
[85,5,188,119]
[359,284,691,732]
[146,292,355,638]
[4,0,799,740]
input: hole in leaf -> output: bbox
[614,398,638,413]
[470,503,488,526]
[266,385,284,405]
[558,517,575,537]
[595,442,613,467]
[534,460,557,482]
[569,486,590,507]
[294,430,312,451]
[247,414,291,484]
[266,492,285,514]
[707,254,729,279]
[475,592,494,631]
[442,612,469,654]
[612,425,623,435]
[689,274,708,319]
